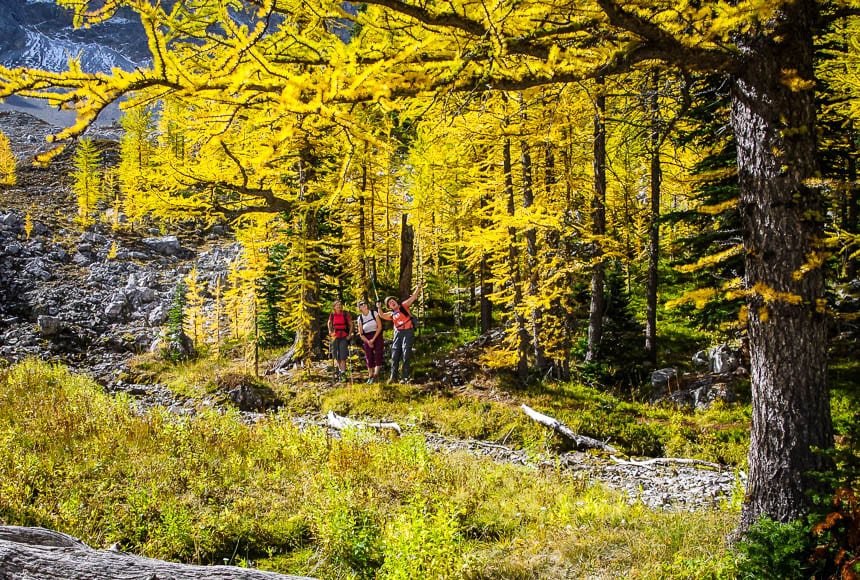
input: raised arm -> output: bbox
[402,281,423,308]
[376,302,393,320]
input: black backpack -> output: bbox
[400,302,419,330]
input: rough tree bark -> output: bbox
[0,526,316,580]
[732,0,833,529]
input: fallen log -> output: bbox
[521,404,617,453]
[609,455,725,470]
[327,410,402,435]
[0,526,317,580]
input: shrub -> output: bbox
[810,487,860,579]
[734,517,817,580]
[378,497,463,580]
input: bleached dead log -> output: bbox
[327,410,402,435]
[610,455,725,470]
[0,526,316,580]
[521,404,617,453]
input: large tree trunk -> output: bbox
[586,78,607,363]
[0,526,315,580]
[398,213,414,299]
[732,0,833,529]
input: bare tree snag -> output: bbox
[266,331,304,375]
[0,526,317,579]
[327,410,402,435]
[521,404,617,453]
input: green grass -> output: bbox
[14,318,854,579]
[0,359,740,579]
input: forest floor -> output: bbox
[119,338,741,514]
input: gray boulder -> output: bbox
[142,235,182,256]
[37,315,65,337]
[709,344,739,374]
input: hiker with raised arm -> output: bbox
[327,299,353,382]
[377,282,422,383]
[356,299,383,384]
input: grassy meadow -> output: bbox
[1,304,857,580]
[0,358,744,579]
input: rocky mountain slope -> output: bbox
[0,0,149,73]
[0,110,234,383]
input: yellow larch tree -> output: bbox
[184,265,208,349]
[1,0,856,528]
[0,131,16,186]
[72,138,102,227]
[117,106,157,227]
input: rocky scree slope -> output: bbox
[0,110,237,385]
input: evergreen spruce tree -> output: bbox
[257,243,290,348]
[163,281,195,362]
[664,75,744,332]
[579,261,646,390]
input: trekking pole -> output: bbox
[328,336,338,382]
[348,341,354,385]
[366,256,381,303]
[415,231,424,336]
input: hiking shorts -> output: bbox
[330,336,350,361]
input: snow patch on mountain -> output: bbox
[0,0,149,74]
[19,27,141,73]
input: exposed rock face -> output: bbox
[0,0,149,74]
[0,208,221,379]
[0,109,238,384]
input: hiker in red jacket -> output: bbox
[327,299,354,381]
[377,282,422,383]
